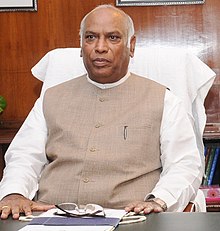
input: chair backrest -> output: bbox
[31,47,216,165]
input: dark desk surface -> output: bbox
[1,212,220,231]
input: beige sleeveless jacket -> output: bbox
[38,73,166,209]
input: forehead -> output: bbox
[84,8,127,34]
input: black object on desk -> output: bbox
[1,212,220,231]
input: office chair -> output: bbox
[20,47,217,212]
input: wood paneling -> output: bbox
[0,0,219,131]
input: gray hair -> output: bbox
[79,4,135,48]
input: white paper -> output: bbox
[18,208,126,231]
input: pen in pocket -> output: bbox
[124,126,128,140]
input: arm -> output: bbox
[0,97,52,219]
[148,90,203,211]
[125,90,203,213]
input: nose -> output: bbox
[95,38,108,53]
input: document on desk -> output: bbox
[18,208,126,231]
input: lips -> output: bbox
[93,58,110,67]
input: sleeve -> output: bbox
[0,97,48,200]
[146,90,204,211]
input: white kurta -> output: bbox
[0,73,203,211]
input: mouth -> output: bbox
[93,58,110,67]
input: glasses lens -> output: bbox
[85,204,96,213]
[57,203,78,212]
[84,204,104,214]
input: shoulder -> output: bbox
[45,74,87,94]
[164,89,183,108]
[163,89,189,123]
[130,72,167,90]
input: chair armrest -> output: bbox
[183,202,195,212]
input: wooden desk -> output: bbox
[0,128,18,179]
[0,212,220,231]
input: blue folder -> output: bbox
[29,216,120,226]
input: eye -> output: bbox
[109,35,120,41]
[85,34,96,41]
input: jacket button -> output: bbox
[83,178,89,183]
[90,147,96,152]
[99,97,105,102]
[95,123,103,128]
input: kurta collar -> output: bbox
[86,72,130,89]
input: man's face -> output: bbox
[81,8,135,84]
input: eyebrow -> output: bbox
[84,30,122,35]
[84,31,96,34]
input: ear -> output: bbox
[129,35,136,58]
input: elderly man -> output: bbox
[0,4,202,219]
